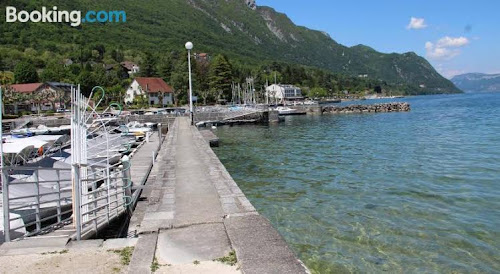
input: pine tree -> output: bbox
[209,54,233,101]
[170,58,189,106]
[140,52,157,77]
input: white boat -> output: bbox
[125,121,153,134]
[2,143,35,166]
[10,125,71,136]
[275,106,306,116]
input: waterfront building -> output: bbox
[265,84,304,102]
[3,82,73,113]
[125,77,174,106]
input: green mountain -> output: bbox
[451,73,500,93]
[0,0,461,94]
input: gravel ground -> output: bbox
[0,249,124,274]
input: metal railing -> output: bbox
[1,85,138,242]
[2,166,73,242]
[1,160,133,242]
[71,158,131,240]
[70,85,134,240]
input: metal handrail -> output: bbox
[2,165,72,242]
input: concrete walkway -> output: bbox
[128,117,308,273]
[129,133,160,189]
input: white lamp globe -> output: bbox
[185,42,193,50]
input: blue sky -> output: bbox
[258,0,500,78]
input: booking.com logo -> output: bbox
[5,6,126,27]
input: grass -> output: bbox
[214,250,238,266]
[193,260,200,265]
[151,257,160,272]
[108,246,135,265]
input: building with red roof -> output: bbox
[2,82,73,114]
[125,77,174,106]
[8,83,44,93]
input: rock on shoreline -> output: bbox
[322,102,410,114]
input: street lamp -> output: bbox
[185,41,194,125]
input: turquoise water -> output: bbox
[213,93,500,273]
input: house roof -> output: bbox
[121,61,138,71]
[9,83,44,93]
[135,77,173,93]
[5,82,74,94]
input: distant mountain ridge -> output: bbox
[0,0,462,94]
[451,73,500,93]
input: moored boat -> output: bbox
[276,106,307,116]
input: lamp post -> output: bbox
[185,41,194,125]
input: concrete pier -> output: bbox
[128,117,308,273]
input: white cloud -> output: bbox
[436,36,469,48]
[435,65,466,79]
[407,17,427,29]
[425,36,470,60]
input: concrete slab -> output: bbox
[173,119,225,226]
[224,215,307,274]
[102,238,138,249]
[66,239,103,249]
[128,233,158,274]
[143,211,174,220]
[0,234,69,256]
[0,237,68,250]
[0,246,68,256]
[156,223,231,264]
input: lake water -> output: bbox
[213,93,500,273]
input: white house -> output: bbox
[265,84,303,102]
[125,77,174,106]
[120,61,140,75]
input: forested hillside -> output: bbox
[0,0,461,103]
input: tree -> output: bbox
[140,52,157,77]
[40,61,66,82]
[198,89,213,105]
[107,84,125,105]
[209,54,233,101]
[158,54,173,79]
[93,44,106,61]
[0,54,5,72]
[111,48,124,63]
[2,86,30,114]
[0,72,14,85]
[132,94,148,109]
[195,59,211,105]
[170,58,189,106]
[308,87,327,98]
[14,61,39,83]
[77,69,97,97]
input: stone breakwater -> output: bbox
[322,102,410,114]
